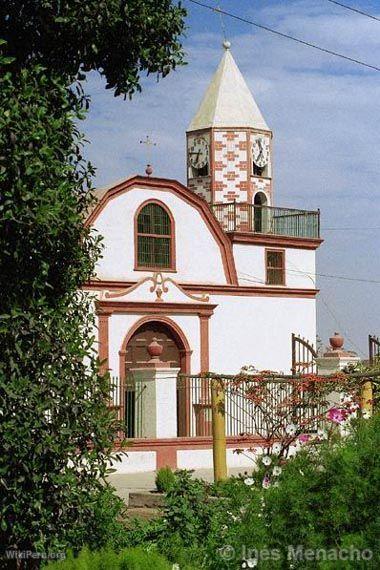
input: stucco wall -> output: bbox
[209,295,316,374]
[102,295,315,377]
[233,244,316,289]
[106,312,201,377]
[93,186,227,284]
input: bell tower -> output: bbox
[186,42,273,207]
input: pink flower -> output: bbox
[299,434,311,444]
[327,407,349,424]
[262,475,271,489]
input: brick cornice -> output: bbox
[228,231,323,250]
[86,280,319,299]
[96,300,217,317]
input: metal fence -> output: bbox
[109,375,145,438]
[179,375,326,438]
[110,374,328,440]
[212,202,320,238]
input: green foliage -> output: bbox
[155,466,176,493]
[132,418,380,569]
[161,470,214,547]
[153,470,278,568]
[43,546,172,570]
[261,414,380,568]
[1,1,186,97]
[0,0,186,560]
[0,58,125,556]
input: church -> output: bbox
[85,43,323,472]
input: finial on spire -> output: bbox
[223,40,231,50]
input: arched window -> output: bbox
[135,201,175,270]
[253,191,269,233]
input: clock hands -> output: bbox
[189,138,209,169]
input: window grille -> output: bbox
[266,250,285,285]
[136,203,173,269]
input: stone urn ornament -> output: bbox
[147,337,163,362]
[329,332,344,351]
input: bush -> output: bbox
[150,417,380,569]
[44,547,172,570]
[155,467,176,493]
[261,414,380,568]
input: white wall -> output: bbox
[233,244,316,289]
[98,293,315,377]
[209,295,316,374]
[93,185,227,284]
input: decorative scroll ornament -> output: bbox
[105,272,209,303]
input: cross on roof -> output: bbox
[139,135,157,176]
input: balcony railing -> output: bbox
[212,202,320,239]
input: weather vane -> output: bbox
[139,135,157,176]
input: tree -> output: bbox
[0,1,186,562]
[1,0,186,96]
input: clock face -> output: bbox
[189,137,209,170]
[252,137,269,169]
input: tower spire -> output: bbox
[187,46,269,131]
[186,45,273,207]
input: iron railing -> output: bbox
[212,202,320,238]
[369,334,380,364]
[291,333,318,375]
[179,375,325,438]
[110,375,145,438]
[109,374,327,439]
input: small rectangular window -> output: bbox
[266,250,285,286]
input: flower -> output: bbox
[273,466,282,476]
[262,475,271,489]
[362,410,371,419]
[241,559,258,568]
[273,481,280,488]
[299,433,311,444]
[271,442,282,455]
[244,477,254,486]
[285,423,298,436]
[262,455,272,466]
[327,407,349,424]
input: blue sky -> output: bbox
[82,0,380,356]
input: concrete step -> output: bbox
[126,507,161,520]
[128,491,165,509]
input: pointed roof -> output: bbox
[188,43,269,132]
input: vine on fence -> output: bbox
[211,365,379,490]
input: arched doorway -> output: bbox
[125,321,184,371]
[120,317,191,438]
[253,191,268,233]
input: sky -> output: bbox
[82,0,380,356]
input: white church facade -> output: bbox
[85,45,322,472]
